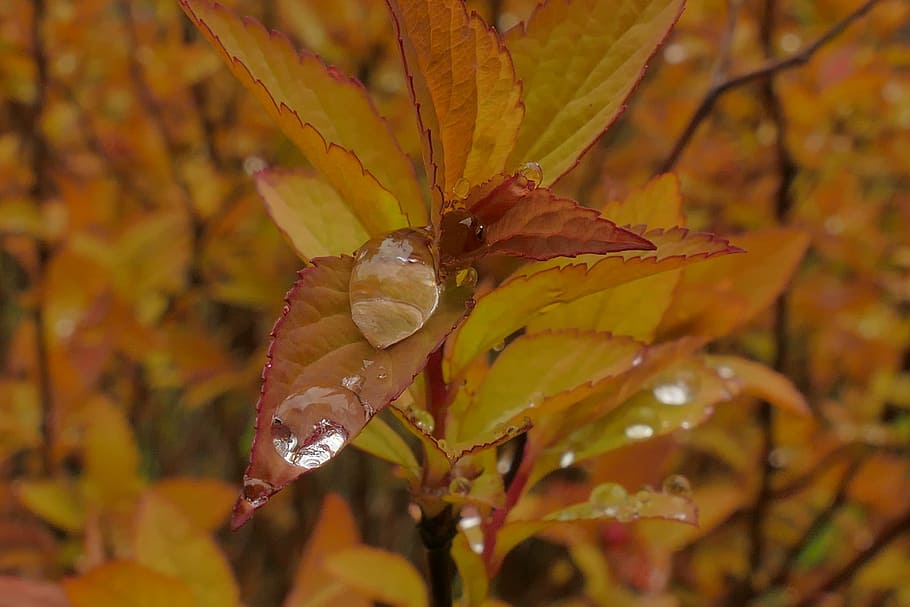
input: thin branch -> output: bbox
[790,508,910,607]
[658,0,882,173]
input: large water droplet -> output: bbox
[518,161,543,187]
[652,370,698,406]
[350,228,440,349]
[624,423,654,440]
[270,386,367,469]
[662,474,692,499]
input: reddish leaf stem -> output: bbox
[658,0,882,173]
[425,347,448,437]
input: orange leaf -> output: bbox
[386,0,523,215]
[180,0,423,229]
[63,561,194,607]
[232,256,472,528]
[150,478,237,532]
[704,355,810,416]
[322,546,428,607]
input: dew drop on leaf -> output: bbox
[559,450,576,468]
[242,477,273,507]
[662,474,692,499]
[449,476,472,496]
[624,423,655,440]
[340,374,364,393]
[518,161,543,187]
[452,177,471,199]
[270,386,368,469]
[590,483,628,509]
[459,507,484,554]
[652,370,699,406]
[350,228,440,349]
[408,407,435,434]
[492,340,506,352]
[714,364,736,380]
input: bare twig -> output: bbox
[658,0,882,173]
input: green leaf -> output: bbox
[505,0,686,185]
[448,228,742,378]
[255,169,370,260]
[180,0,423,229]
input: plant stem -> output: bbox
[419,504,457,607]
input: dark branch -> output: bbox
[658,0,882,173]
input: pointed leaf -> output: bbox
[255,169,370,259]
[350,413,421,481]
[505,0,685,184]
[82,398,142,510]
[705,355,811,416]
[600,173,685,228]
[448,229,742,377]
[134,494,240,607]
[443,175,654,262]
[322,546,428,607]
[150,478,237,532]
[233,256,472,528]
[284,494,369,607]
[14,479,85,532]
[63,561,195,607]
[658,227,810,338]
[452,534,489,606]
[385,0,523,210]
[180,0,423,229]
[455,331,645,443]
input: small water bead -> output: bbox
[590,483,628,509]
[518,161,543,187]
[242,477,273,507]
[492,340,506,352]
[409,407,435,433]
[624,423,655,440]
[270,386,367,469]
[341,374,364,393]
[652,370,699,406]
[661,474,692,499]
[559,450,576,469]
[452,177,471,199]
[714,365,736,380]
[350,228,441,349]
[449,476,472,496]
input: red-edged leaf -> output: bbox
[180,0,424,229]
[385,0,524,220]
[448,229,743,377]
[232,256,472,529]
[441,175,654,262]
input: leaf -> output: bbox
[444,175,654,261]
[658,227,810,339]
[0,576,68,607]
[255,169,370,259]
[180,0,423,230]
[600,173,685,228]
[284,494,368,607]
[504,0,685,185]
[322,546,428,607]
[150,478,237,532]
[385,0,523,210]
[82,398,142,510]
[134,494,240,607]
[232,256,472,528]
[14,479,85,532]
[704,355,811,417]
[454,331,645,443]
[350,413,421,482]
[452,533,489,606]
[448,228,742,377]
[63,561,195,607]
[495,483,696,564]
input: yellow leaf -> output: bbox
[150,478,237,532]
[452,533,489,607]
[133,494,239,607]
[658,227,810,339]
[285,494,368,607]
[63,561,194,607]
[350,414,421,482]
[600,173,685,228]
[255,169,370,260]
[387,0,523,208]
[704,355,811,416]
[15,479,85,532]
[323,546,428,607]
[456,331,645,442]
[180,0,422,229]
[505,0,685,185]
[83,398,143,511]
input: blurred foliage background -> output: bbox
[1,0,909,605]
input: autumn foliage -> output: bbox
[2,0,910,606]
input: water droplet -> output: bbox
[455,267,478,288]
[374,366,389,381]
[361,359,374,369]
[631,352,644,367]
[452,177,471,199]
[270,387,366,469]
[527,391,544,408]
[492,341,506,352]
[449,476,472,496]
[590,483,628,509]
[350,228,440,349]
[662,474,692,499]
[409,407,435,433]
[341,375,364,393]
[652,370,698,406]
[559,450,576,468]
[714,365,736,380]
[518,161,543,187]
[624,423,654,440]
[459,508,484,554]
[242,477,273,507]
